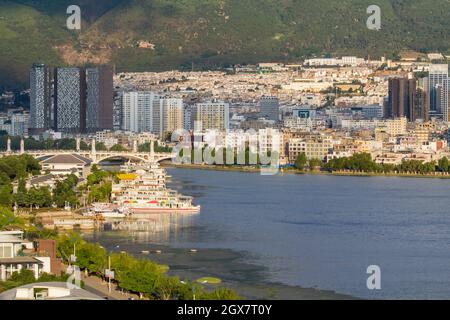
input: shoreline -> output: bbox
[161,161,450,179]
[83,232,357,300]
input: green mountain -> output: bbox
[1,0,450,90]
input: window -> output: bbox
[0,244,13,258]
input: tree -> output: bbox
[13,179,29,207]
[52,174,79,207]
[199,287,241,300]
[0,185,12,207]
[96,142,108,151]
[80,141,90,151]
[294,153,307,170]
[76,242,107,275]
[438,157,449,172]
[56,233,84,263]
[28,187,52,208]
[110,252,135,283]
[308,158,322,170]
[119,259,167,299]
[55,138,76,150]
[0,206,23,229]
[8,269,36,285]
[155,276,182,300]
[139,142,172,153]
[110,144,129,152]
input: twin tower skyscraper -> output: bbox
[29,63,113,135]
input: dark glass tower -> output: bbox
[86,66,113,132]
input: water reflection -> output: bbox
[101,213,198,243]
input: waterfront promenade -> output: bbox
[81,273,141,300]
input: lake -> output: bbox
[88,168,450,299]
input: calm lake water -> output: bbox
[89,168,450,299]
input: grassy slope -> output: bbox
[1,0,450,89]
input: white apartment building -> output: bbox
[122,92,160,133]
[428,64,449,120]
[258,128,282,155]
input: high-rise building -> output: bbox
[113,91,123,131]
[428,64,448,120]
[85,66,113,132]
[54,67,86,133]
[414,87,429,122]
[259,96,280,122]
[122,92,159,133]
[29,64,51,135]
[152,98,184,137]
[387,78,417,121]
[184,105,192,131]
[11,113,30,136]
[192,102,230,131]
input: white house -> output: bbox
[0,232,43,281]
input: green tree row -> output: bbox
[325,153,450,174]
[0,135,109,152]
[0,155,41,207]
[293,153,450,175]
[6,174,81,209]
[57,233,240,300]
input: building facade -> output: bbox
[428,64,448,120]
[192,102,230,131]
[85,66,114,132]
[29,64,51,135]
[259,96,279,122]
[54,67,86,133]
[122,91,160,133]
[153,98,184,137]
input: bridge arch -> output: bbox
[95,154,151,164]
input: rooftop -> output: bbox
[0,282,103,300]
[0,257,43,264]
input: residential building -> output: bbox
[428,64,448,120]
[54,67,86,133]
[122,91,159,133]
[288,136,333,162]
[10,113,29,136]
[183,105,192,131]
[192,102,230,131]
[153,98,184,136]
[0,232,42,282]
[29,63,51,135]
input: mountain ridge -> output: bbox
[1,0,450,90]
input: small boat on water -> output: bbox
[88,203,128,219]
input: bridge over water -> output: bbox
[0,137,174,164]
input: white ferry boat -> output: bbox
[110,161,200,215]
[87,203,128,219]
